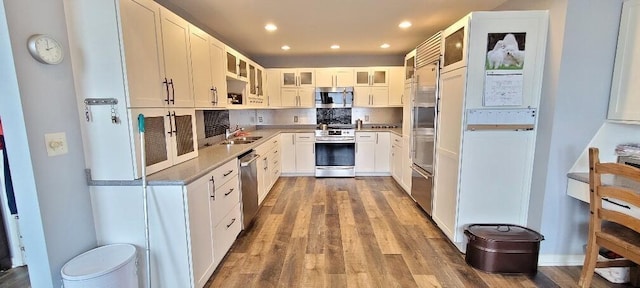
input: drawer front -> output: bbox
[391,134,402,146]
[271,147,280,166]
[212,159,238,188]
[295,133,315,142]
[213,204,241,266]
[269,137,279,150]
[212,177,240,225]
[356,132,376,142]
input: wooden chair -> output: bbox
[579,147,640,287]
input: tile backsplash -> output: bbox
[256,107,401,126]
[316,108,351,124]
[203,110,229,138]
[196,109,258,147]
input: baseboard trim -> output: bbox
[538,254,584,266]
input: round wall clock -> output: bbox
[27,34,64,65]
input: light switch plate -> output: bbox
[44,132,68,156]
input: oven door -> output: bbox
[315,142,355,177]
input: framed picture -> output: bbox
[485,32,526,70]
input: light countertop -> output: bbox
[89,127,403,186]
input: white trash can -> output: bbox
[61,244,138,288]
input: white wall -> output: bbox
[496,0,624,257]
[0,0,97,287]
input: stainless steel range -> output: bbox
[315,127,356,177]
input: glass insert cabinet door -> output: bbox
[132,108,198,177]
[226,52,236,74]
[281,70,314,87]
[355,69,388,86]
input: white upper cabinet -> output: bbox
[315,68,354,87]
[388,66,404,106]
[354,68,389,87]
[266,69,282,107]
[608,0,640,121]
[441,15,469,74]
[159,8,194,107]
[120,0,165,108]
[130,108,198,177]
[404,49,416,84]
[209,37,227,107]
[225,46,248,81]
[280,69,315,87]
[190,26,227,108]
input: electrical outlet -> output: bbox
[365,115,370,121]
[258,116,263,123]
[44,132,68,156]
[294,116,298,123]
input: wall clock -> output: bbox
[27,34,64,65]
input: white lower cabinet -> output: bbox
[280,133,315,175]
[256,137,281,204]
[391,135,402,180]
[355,132,390,174]
[186,158,240,287]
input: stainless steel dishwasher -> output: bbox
[239,150,260,229]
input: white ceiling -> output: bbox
[157,0,509,58]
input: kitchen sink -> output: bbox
[219,140,254,145]
[233,136,263,141]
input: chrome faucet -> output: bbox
[225,124,243,140]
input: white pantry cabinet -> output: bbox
[280,133,315,175]
[432,11,548,251]
[607,0,640,121]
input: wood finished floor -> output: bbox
[0,266,29,288]
[205,176,632,288]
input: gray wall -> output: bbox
[496,0,623,255]
[0,0,97,286]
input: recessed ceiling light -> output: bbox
[380,43,390,49]
[281,45,290,50]
[399,21,412,29]
[265,24,277,31]
[330,44,340,49]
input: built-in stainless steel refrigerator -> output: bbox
[410,33,441,215]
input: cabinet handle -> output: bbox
[211,87,218,105]
[376,133,378,144]
[226,218,236,229]
[355,143,358,153]
[224,188,234,196]
[163,78,171,104]
[169,78,175,104]
[166,112,174,137]
[209,176,215,200]
[292,134,295,145]
[171,111,177,134]
[223,170,234,177]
